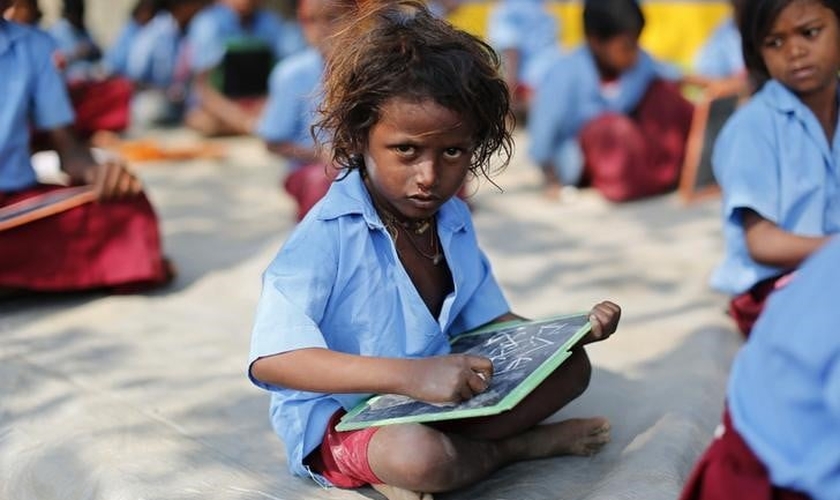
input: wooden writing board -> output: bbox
[0,186,96,232]
[679,93,740,203]
[336,313,591,431]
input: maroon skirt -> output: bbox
[0,185,169,292]
[680,408,810,500]
[579,79,694,202]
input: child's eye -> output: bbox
[803,27,822,38]
[393,145,416,156]
[763,37,783,49]
[443,147,465,159]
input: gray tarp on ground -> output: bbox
[0,132,741,500]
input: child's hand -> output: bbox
[582,301,621,345]
[83,160,144,201]
[404,355,493,404]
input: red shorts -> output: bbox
[679,408,810,500]
[305,410,383,488]
[729,273,791,339]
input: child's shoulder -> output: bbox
[4,21,56,56]
[271,47,321,81]
[721,81,798,138]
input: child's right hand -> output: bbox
[403,355,493,404]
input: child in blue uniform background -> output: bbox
[184,0,304,136]
[709,0,840,338]
[527,0,696,202]
[248,2,622,499]
[256,0,350,221]
[0,14,172,294]
[486,0,560,116]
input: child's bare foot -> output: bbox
[373,484,434,500]
[517,417,611,459]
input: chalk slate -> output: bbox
[679,94,739,202]
[0,186,95,232]
[336,313,591,431]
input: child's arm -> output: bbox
[743,209,833,269]
[193,72,259,135]
[265,141,327,166]
[50,126,143,201]
[250,347,494,405]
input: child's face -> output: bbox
[588,33,641,76]
[298,0,343,54]
[363,97,474,220]
[760,0,840,97]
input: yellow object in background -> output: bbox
[447,1,733,70]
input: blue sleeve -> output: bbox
[528,60,572,165]
[256,61,303,143]
[712,106,781,227]
[31,34,75,130]
[694,34,728,78]
[104,22,138,75]
[188,12,224,72]
[248,225,338,390]
[48,20,77,57]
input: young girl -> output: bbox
[247,2,622,499]
[709,0,840,338]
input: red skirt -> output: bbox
[729,273,790,339]
[680,409,810,500]
[579,79,694,202]
[0,185,169,292]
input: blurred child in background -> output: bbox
[126,0,209,128]
[256,0,350,221]
[692,0,750,97]
[48,0,102,81]
[104,0,162,77]
[0,11,172,295]
[527,0,696,202]
[487,0,561,117]
[184,0,305,136]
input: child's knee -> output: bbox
[566,348,592,397]
[370,424,459,489]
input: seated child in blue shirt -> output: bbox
[248,2,622,499]
[103,0,162,78]
[48,0,102,82]
[126,0,209,127]
[0,14,172,295]
[709,0,839,338]
[183,0,304,136]
[682,235,840,500]
[256,0,350,221]
[487,0,561,116]
[528,0,696,202]
[692,0,750,97]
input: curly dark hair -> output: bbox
[313,0,514,180]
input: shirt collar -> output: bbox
[0,21,33,56]
[317,169,467,233]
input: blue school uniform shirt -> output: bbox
[728,236,840,500]
[709,80,840,295]
[127,12,184,88]
[187,3,303,74]
[48,18,101,81]
[693,17,744,79]
[104,19,141,76]
[247,169,511,483]
[487,0,560,87]
[528,45,679,183]
[0,21,75,192]
[256,48,323,171]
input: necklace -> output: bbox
[377,208,443,266]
